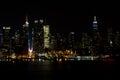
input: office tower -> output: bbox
[81,32,92,55]
[81,33,89,48]
[113,31,120,56]
[92,16,101,44]
[27,16,34,57]
[93,16,98,29]
[12,26,25,55]
[12,28,23,55]
[107,27,113,47]
[55,33,65,50]
[92,16,101,55]
[23,16,33,57]
[114,31,120,47]
[14,30,20,44]
[2,26,11,55]
[68,32,75,49]
[23,16,29,54]
[92,16,99,41]
[50,35,57,49]
[43,25,50,49]
[34,19,44,54]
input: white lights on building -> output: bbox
[34,20,38,23]
[25,21,29,26]
[70,32,74,34]
[40,19,44,23]
[43,25,50,48]
[110,40,113,47]
[3,26,11,29]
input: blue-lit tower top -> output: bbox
[93,16,98,29]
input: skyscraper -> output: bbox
[92,16,100,45]
[43,25,50,49]
[2,26,11,55]
[93,16,98,29]
[68,32,75,49]
[33,19,44,54]
[92,16,101,55]
[23,16,34,57]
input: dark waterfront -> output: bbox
[0,60,119,80]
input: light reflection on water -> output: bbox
[0,60,119,80]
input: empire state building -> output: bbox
[93,16,98,29]
[92,16,101,49]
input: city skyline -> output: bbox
[0,1,120,33]
[0,2,119,80]
[0,14,120,33]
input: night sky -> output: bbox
[0,1,120,33]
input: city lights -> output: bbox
[0,15,119,62]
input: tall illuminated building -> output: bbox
[81,33,89,48]
[23,16,33,57]
[50,35,56,49]
[3,26,11,46]
[2,26,11,55]
[92,16,100,45]
[92,16,101,54]
[11,28,23,54]
[68,32,75,49]
[92,16,100,42]
[34,19,44,54]
[23,17,28,54]
[93,16,98,30]
[43,25,50,49]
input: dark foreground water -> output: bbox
[0,60,119,80]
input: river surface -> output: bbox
[0,60,119,80]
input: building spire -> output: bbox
[25,15,28,22]
[94,16,97,21]
[93,16,98,29]
[93,16,97,23]
[25,15,29,27]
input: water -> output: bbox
[0,60,119,80]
